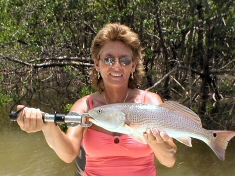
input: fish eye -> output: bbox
[97,109,103,113]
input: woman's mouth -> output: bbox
[110,73,123,77]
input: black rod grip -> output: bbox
[9,106,26,121]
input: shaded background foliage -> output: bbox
[1,0,235,129]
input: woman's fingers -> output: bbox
[144,128,170,144]
[17,107,43,133]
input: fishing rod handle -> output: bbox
[43,111,91,127]
[9,109,91,127]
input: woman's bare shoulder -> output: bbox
[144,90,163,105]
[70,92,104,112]
[70,95,91,113]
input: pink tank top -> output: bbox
[83,91,156,176]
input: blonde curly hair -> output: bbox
[90,23,145,91]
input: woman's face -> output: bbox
[95,41,136,88]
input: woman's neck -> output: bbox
[103,86,129,104]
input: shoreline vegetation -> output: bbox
[0,1,235,130]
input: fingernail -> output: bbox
[153,128,159,134]
[160,131,165,137]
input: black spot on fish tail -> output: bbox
[209,130,235,160]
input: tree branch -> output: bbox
[29,56,93,63]
[146,67,178,91]
[0,53,31,67]
[0,54,94,68]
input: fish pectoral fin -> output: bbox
[111,123,138,134]
[121,124,147,144]
[112,124,147,144]
[175,137,192,147]
[129,133,147,144]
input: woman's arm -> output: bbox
[42,122,84,163]
[17,96,88,163]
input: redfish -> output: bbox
[88,101,235,160]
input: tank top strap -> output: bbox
[142,90,148,104]
[86,95,94,110]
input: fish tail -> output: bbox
[209,130,235,160]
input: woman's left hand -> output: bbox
[143,128,177,167]
[144,128,170,144]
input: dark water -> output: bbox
[1,104,235,176]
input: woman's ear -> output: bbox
[131,60,137,72]
[94,59,100,71]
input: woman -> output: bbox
[17,23,177,176]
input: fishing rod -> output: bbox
[9,107,92,127]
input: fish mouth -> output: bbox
[88,116,97,123]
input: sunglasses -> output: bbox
[100,57,132,66]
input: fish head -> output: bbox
[88,107,126,130]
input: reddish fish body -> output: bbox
[88,101,235,160]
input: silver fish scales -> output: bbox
[88,101,235,160]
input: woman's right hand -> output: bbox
[16,105,44,133]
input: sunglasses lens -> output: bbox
[120,58,132,66]
[102,57,132,66]
[104,58,115,65]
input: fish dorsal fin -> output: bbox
[159,101,202,126]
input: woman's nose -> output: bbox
[111,59,122,69]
